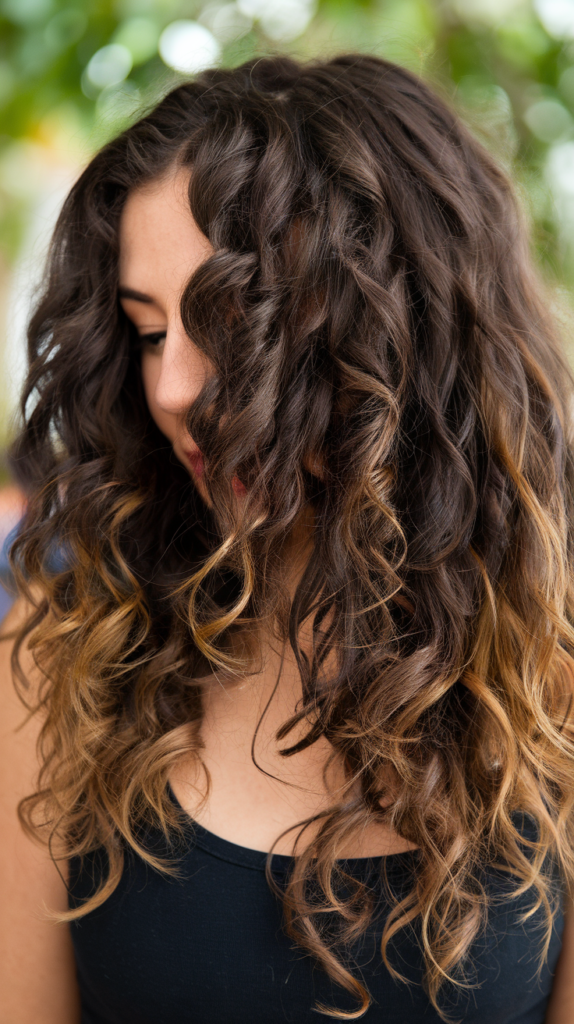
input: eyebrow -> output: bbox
[118,286,154,303]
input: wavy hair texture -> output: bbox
[8,53,574,1019]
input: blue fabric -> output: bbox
[0,523,19,620]
[0,581,14,620]
[0,520,72,622]
[68,794,564,1024]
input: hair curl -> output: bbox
[8,52,574,1019]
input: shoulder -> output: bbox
[0,586,46,736]
[0,584,49,723]
[0,589,81,1022]
[0,586,55,857]
[0,581,48,647]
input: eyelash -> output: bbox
[140,331,166,347]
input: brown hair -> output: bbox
[9,52,574,1019]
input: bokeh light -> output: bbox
[159,20,221,74]
[84,43,133,94]
[236,0,317,41]
[533,0,574,38]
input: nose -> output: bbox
[153,318,209,417]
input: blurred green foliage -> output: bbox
[1,0,574,290]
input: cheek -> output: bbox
[141,352,178,441]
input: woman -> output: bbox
[2,52,574,1023]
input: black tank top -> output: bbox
[68,786,564,1024]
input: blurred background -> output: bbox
[1,0,574,615]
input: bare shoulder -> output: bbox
[0,591,80,1024]
[0,588,49,781]
[0,588,51,776]
[0,580,47,639]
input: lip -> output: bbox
[182,448,247,496]
[183,449,204,477]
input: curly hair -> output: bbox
[8,52,574,1020]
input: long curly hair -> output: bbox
[8,52,574,1019]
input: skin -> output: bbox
[1,165,571,1022]
[118,171,574,1019]
[119,168,417,858]
[0,595,81,1023]
[118,168,214,507]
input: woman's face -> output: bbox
[118,167,215,506]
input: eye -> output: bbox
[140,331,166,348]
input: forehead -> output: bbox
[118,168,212,293]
